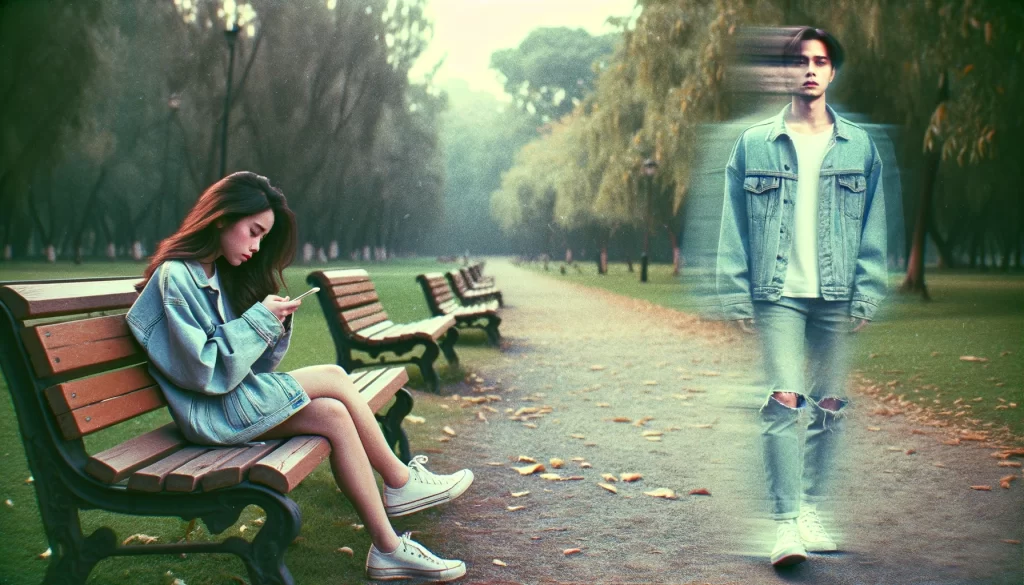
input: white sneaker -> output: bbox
[384,455,474,517]
[798,505,838,552]
[770,521,808,567]
[366,532,466,582]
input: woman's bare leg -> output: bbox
[287,365,409,488]
[255,397,401,552]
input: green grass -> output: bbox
[0,259,496,585]
[527,262,1024,440]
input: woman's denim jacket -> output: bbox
[716,104,888,321]
[126,260,308,445]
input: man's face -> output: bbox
[790,39,835,99]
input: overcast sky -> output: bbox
[410,0,638,99]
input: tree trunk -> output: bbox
[900,72,949,300]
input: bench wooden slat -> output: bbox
[0,280,139,320]
[330,281,376,296]
[200,441,283,492]
[22,314,144,378]
[333,291,379,311]
[361,368,409,412]
[341,302,386,322]
[348,312,389,334]
[85,423,188,483]
[311,269,370,285]
[164,445,249,492]
[128,446,210,492]
[57,386,167,440]
[368,322,411,341]
[249,436,331,493]
[45,364,156,415]
[357,320,397,339]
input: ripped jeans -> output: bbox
[755,297,853,520]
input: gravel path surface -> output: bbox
[428,260,1022,585]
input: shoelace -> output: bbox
[799,509,828,539]
[407,455,442,486]
[400,532,442,564]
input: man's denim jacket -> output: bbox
[126,260,308,445]
[716,104,887,321]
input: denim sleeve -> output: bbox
[851,146,888,321]
[252,314,293,373]
[715,135,754,320]
[158,267,284,395]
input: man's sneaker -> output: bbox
[384,455,474,517]
[770,521,808,567]
[798,505,838,552]
[366,532,466,582]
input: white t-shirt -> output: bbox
[782,122,833,298]
[207,267,229,321]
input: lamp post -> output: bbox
[220,22,240,178]
[640,158,658,283]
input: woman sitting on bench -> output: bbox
[128,171,472,582]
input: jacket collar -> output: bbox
[766,103,851,142]
[184,259,215,289]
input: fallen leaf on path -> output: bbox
[507,505,526,512]
[571,457,586,462]
[997,461,1022,468]
[601,473,618,482]
[911,429,929,435]
[867,426,881,432]
[511,491,530,498]
[513,464,545,475]
[514,407,539,416]
[569,433,586,439]
[642,431,663,437]
[970,485,992,491]
[959,356,989,363]
[610,416,632,423]
[644,488,678,500]
[933,463,947,468]
[688,488,712,496]
[539,473,563,481]
[477,411,489,423]
[693,423,714,429]
[523,423,538,429]
[944,438,962,446]
[960,432,988,441]
[906,449,917,455]
[442,426,457,436]
[122,534,160,545]
[550,458,564,469]
[579,462,592,469]
[643,380,659,386]
[493,559,507,566]
[999,475,1017,489]
[596,402,610,408]
[336,547,354,556]
[563,548,583,556]
[590,365,606,371]
[633,416,655,427]
[1002,540,1021,545]
[646,437,662,442]
[620,473,643,482]
[517,455,537,463]
[598,483,618,494]
[487,462,505,467]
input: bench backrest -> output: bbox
[447,269,470,295]
[306,269,393,338]
[0,278,168,473]
[415,273,458,316]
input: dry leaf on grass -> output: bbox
[689,488,712,496]
[352,524,364,531]
[642,431,663,437]
[510,491,530,498]
[563,548,583,556]
[37,548,51,560]
[3,499,12,508]
[1002,539,1022,545]
[643,380,659,386]
[601,473,618,483]
[569,433,586,439]
[598,483,618,494]
[550,458,564,469]
[523,422,539,429]
[514,407,540,416]
[507,505,526,512]
[644,488,678,500]
[539,473,563,481]
[122,534,160,545]
[633,416,655,427]
[442,426,457,437]
[517,455,537,463]
[620,473,643,482]
[477,411,489,423]
[610,416,632,423]
[336,547,354,556]
[596,402,611,408]
[404,415,426,424]
[513,463,545,475]
[493,559,508,567]
[959,356,989,363]
[590,365,606,371]
[867,426,881,432]
[24,477,33,484]
[999,475,1017,489]
[970,485,993,491]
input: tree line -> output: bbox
[0,0,444,264]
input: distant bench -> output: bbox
[307,269,460,393]
[0,277,412,585]
[415,272,501,346]
[446,269,504,308]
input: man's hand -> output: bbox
[851,317,869,333]
[734,318,755,334]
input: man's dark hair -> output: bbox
[784,27,845,71]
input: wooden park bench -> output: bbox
[415,273,501,346]
[467,262,494,287]
[0,277,414,585]
[446,269,504,308]
[307,269,459,393]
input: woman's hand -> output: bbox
[262,295,301,322]
[734,318,755,334]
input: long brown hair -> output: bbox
[138,172,298,315]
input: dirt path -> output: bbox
[427,260,1022,585]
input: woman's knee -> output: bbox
[303,397,354,426]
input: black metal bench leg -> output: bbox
[242,493,301,585]
[45,525,117,585]
[377,388,414,463]
[439,327,460,366]
[418,342,442,393]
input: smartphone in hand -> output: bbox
[289,287,320,302]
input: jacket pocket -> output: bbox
[743,175,781,225]
[837,173,867,220]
